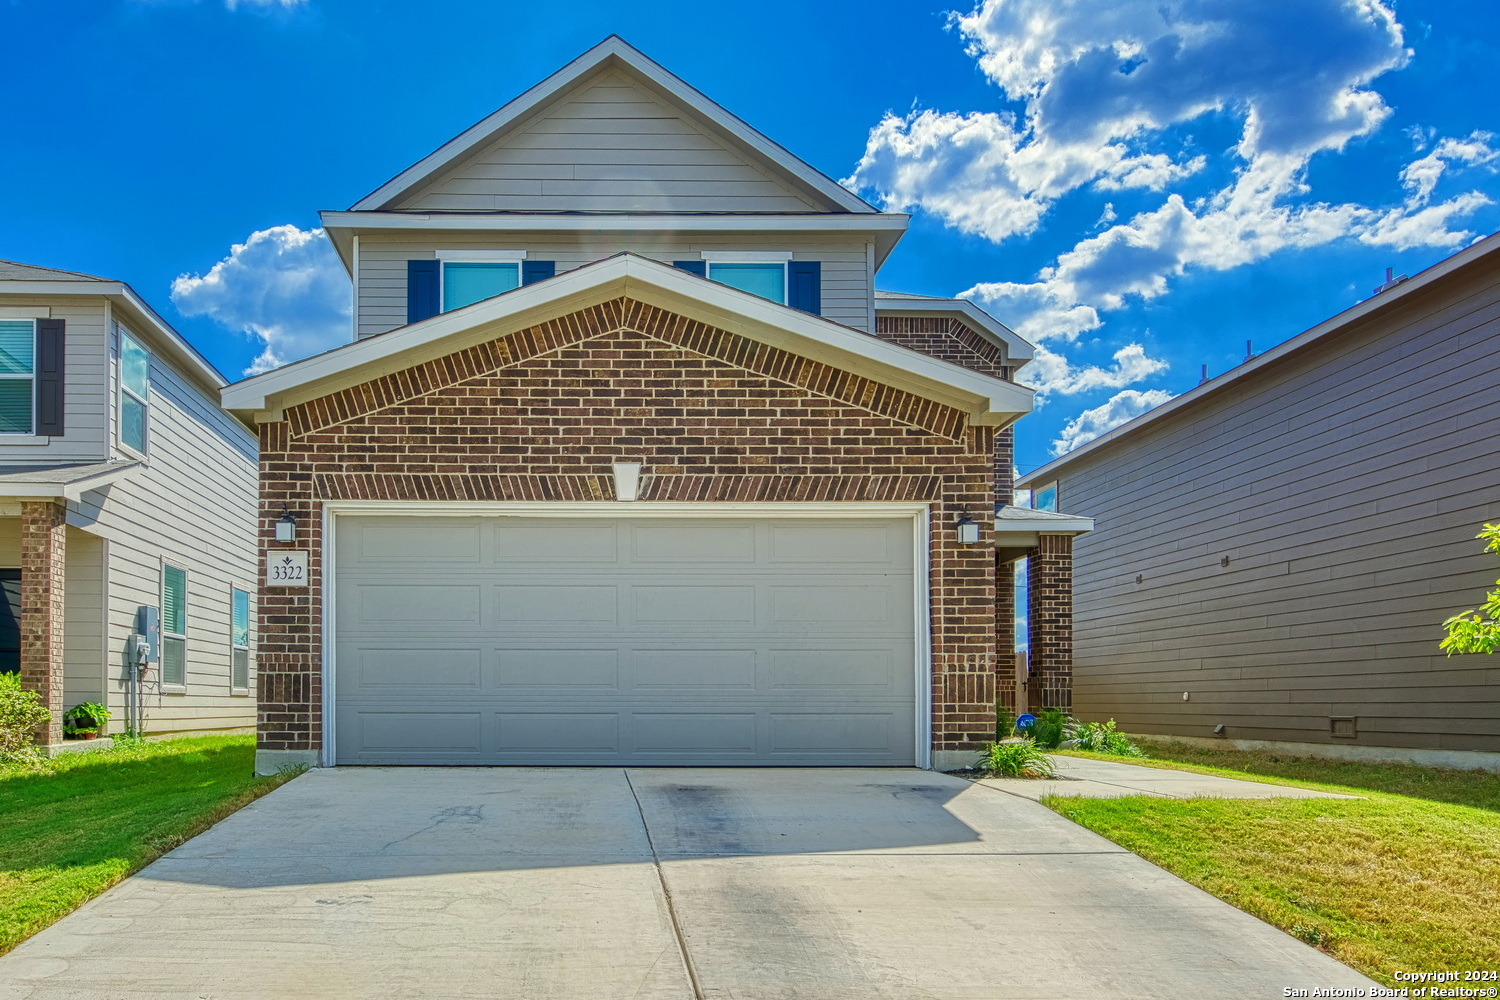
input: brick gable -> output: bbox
[257,299,999,759]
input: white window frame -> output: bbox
[160,561,188,693]
[117,326,149,459]
[230,585,251,695]
[0,319,37,436]
[699,251,793,304]
[1033,481,1059,513]
[435,250,527,314]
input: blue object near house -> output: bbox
[1015,714,1037,732]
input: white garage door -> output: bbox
[333,515,918,766]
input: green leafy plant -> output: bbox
[1,673,52,762]
[63,701,111,737]
[1030,708,1071,749]
[1072,718,1146,757]
[1441,523,1500,655]
[994,701,1015,741]
[975,738,1057,778]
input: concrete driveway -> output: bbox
[0,768,1375,999]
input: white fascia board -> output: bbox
[0,281,226,391]
[223,254,1033,427]
[1015,230,1500,490]
[993,512,1094,535]
[351,37,877,215]
[874,296,1035,364]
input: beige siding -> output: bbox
[62,529,105,706]
[395,70,823,214]
[70,334,259,736]
[1055,264,1500,752]
[0,297,111,463]
[356,232,874,338]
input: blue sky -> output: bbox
[2,0,1498,477]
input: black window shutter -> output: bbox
[35,318,64,436]
[407,260,441,324]
[672,260,707,277]
[521,260,555,285]
[788,261,822,315]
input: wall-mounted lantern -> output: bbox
[955,508,980,545]
[275,509,297,543]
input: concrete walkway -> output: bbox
[0,767,1375,999]
[979,754,1362,801]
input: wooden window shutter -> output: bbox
[406,260,441,324]
[35,318,64,436]
[788,261,822,315]
[672,260,706,277]
[521,260,555,285]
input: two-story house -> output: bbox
[0,259,258,747]
[222,37,1090,775]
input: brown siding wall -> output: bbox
[258,298,999,759]
[1054,262,1500,752]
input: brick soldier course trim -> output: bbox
[20,500,67,746]
[258,297,1002,760]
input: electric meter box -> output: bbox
[136,606,160,664]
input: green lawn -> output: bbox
[0,735,298,956]
[1047,739,1500,982]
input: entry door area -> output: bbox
[332,514,919,766]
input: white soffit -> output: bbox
[222,254,1034,427]
[350,36,877,216]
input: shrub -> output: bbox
[975,739,1057,778]
[1030,708,1071,749]
[1,673,52,760]
[63,700,111,736]
[1072,718,1146,757]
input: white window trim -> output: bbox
[0,319,37,437]
[1033,481,1059,513]
[438,258,524,314]
[698,251,793,262]
[160,561,188,693]
[117,325,149,459]
[702,259,789,305]
[230,584,252,696]
[434,249,527,261]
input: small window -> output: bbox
[161,564,187,688]
[1034,482,1059,513]
[119,329,149,454]
[231,587,250,693]
[0,320,36,434]
[707,262,786,304]
[442,262,520,312]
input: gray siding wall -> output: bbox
[0,297,111,463]
[66,319,259,736]
[394,70,823,214]
[356,232,875,336]
[1054,264,1500,753]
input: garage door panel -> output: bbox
[350,521,482,563]
[496,648,620,688]
[334,515,918,766]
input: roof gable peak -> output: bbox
[350,36,877,216]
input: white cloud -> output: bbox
[1052,388,1175,455]
[1398,131,1498,206]
[171,225,349,375]
[226,0,304,6]
[1021,343,1167,398]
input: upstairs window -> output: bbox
[442,261,520,312]
[0,320,34,434]
[1034,482,1059,513]
[707,262,786,303]
[119,329,149,454]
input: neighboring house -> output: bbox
[1017,234,1500,763]
[0,259,259,746]
[224,37,1090,775]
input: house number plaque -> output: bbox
[265,550,309,587]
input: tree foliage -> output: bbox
[1440,523,1500,655]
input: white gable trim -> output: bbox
[222,254,1033,428]
[350,36,876,215]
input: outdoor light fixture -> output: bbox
[954,508,980,545]
[275,509,297,543]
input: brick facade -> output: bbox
[20,500,66,746]
[258,297,1000,760]
[1027,534,1074,713]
